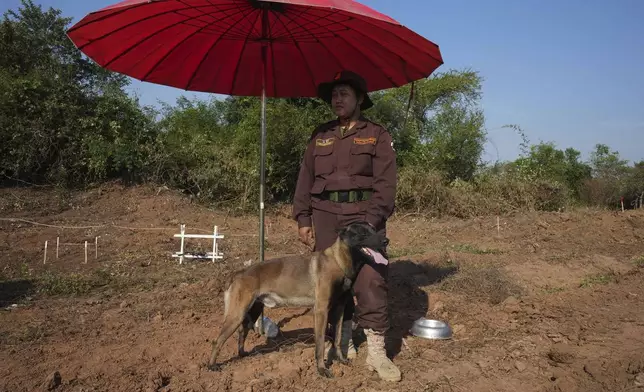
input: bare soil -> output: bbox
[1,182,643,392]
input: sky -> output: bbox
[2,0,643,164]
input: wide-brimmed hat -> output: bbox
[317,70,374,111]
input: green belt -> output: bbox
[320,190,373,203]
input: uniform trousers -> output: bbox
[312,208,389,333]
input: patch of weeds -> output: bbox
[546,250,580,264]
[37,268,114,296]
[579,273,616,288]
[449,243,503,255]
[543,285,566,294]
[545,253,571,263]
[19,263,31,279]
[138,279,157,292]
[633,255,644,268]
[37,272,93,296]
[437,263,522,305]
[16,324,47,342]
[388,246,426,259]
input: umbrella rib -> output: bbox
[272,11,317,94]
[287,11,352,39]
[177,0,242,33]
[278,7,351,41]
[68,2,152,33]
[103,8,236,68]
[316,13,435,80]
[229,10,263,95]
[349,14,442,60]
[185,5,258,91]
[280,8,346,71]
[267,12,277,97]
[75,4,233,49]
[203,0,260,39]
[139,7,250,82]
[267,5,285,39]
[295,11,398,87]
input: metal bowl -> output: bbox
[409,318,453,340]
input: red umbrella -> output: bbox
[67,0,443,264]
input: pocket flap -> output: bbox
[351,143,375,155]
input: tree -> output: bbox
[368,69,486,181]
[590,143,630,181]
[0,0,156,186]
[505,142,591,199]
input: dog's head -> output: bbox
[337,221,389,256]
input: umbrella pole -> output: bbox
[259,48,267,267]
[258,44,268,335]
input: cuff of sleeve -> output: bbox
[297,216,312,228]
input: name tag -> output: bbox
[316,138,335,147]
[353,137,377,145]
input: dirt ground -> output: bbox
[1,182,643,392]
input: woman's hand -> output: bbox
[298,226,314,246]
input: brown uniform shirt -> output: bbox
[292,116,397,229]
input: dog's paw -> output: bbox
[317,367,333,379]
[335,357,350,365]
[334,349,349,365]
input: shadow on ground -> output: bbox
[384,259,458,357]
[0,279,35,307]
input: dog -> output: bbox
[207,221,388,378]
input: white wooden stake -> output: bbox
[56,237,59,259]
[179,224,185,265]
[496,216,500,235]
[212,226,217,263]
[95,236,98,259]
[215,226,220,261]
[43,241,48,264]
[84,241,88,264]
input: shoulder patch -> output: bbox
[353,137,377,145]
[316,137,335,147]
[310,120,339,140]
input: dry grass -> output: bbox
[633,255,644,268]
[579,272,617,288]
[395,166,570,218]
[437,262,523,305]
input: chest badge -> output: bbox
[353,137,377,145]
[315,137,335,147]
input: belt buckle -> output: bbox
[337,191,350,203]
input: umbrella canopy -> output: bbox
[66,0,443,97]
[67,0,443,285]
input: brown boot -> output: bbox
[364,328,401,382]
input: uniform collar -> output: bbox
[334,116,369,139]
